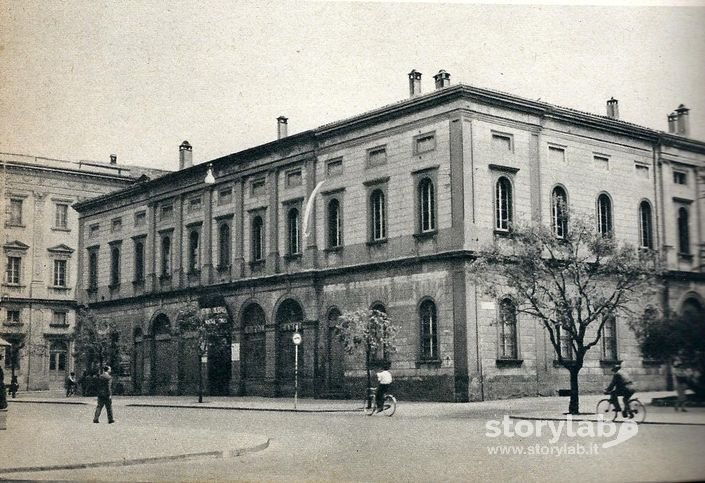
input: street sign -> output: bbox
[292,332,302,345]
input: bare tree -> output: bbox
[469,214,661,414]
[72,307,123,376]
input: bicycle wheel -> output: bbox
[596,399,617,421]
[381,394,397,417]
[363,397,376,415]
[628,399,646,424]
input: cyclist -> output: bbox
[370,361,392,415]
[604,363,635,418]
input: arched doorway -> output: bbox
[276,299,304,387]
[242,304,266,385]
[133,328,144,394]
[48,340,68,390]
[681,297,704,324]
[327,308,345,392]
[151,314,173,394]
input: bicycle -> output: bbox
[363,387,397,417]
[595,394,646,424]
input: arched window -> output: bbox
[498,298,518,359]
[218,223,231,268]
[597,194,613,237]
[161,236,171,276]
[551,186,568,238]
[370,303,388,362]
[188,230,200,273]
[495,177,513,231]
[678,207,690,255]
[601,315,618,361]
[252,216,264,262]
[327,199,342,248]
[419,299,439,360]
[370,190,386,241]
[639,201,653,249]
[418,178,436,233]
[287,208,301,255]
[110,245,121,286]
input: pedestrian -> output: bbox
[673,361,689,412]
[65,371,77,397]
[0,354,7,410]
[604,363,635,418]
[93,365,115,424]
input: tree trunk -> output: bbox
[365,345,371,409]
[568,367,581,415]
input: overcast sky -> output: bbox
[1,1,704,171]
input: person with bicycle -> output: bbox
[370,361,392,415]
[604,363,635,418]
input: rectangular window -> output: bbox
[134,211,146,227]
[134,239,145,282]
[110,245,121,287]
[6,310,20,325]
[286,169,302,188]
[635,163,650,179]
[218,187,233,206]
[9,199,23,225]
[326,158,343,177]
[188,197,202,213]
[6,257,21,285]
[53,259,67,287]
[251,178,266,196]
[52,311,68,326]
[89,224,100,238]
[594,155,610,171]
[673,170,687,185]
[367,146,387,168]
[88,250,98,289]
[414,133,436,154]
[160,205,173,220]
[55,204,69,229]
[111,218,122,232]
[492,133,513,152]
[548,145,566,164]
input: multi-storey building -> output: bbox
[73,71,705,401]
[1,153,168,391]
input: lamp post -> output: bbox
[198,335,208,403]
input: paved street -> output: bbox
[2,393,705,482]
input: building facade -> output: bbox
[73,72,705,402]
[1,153,168,391]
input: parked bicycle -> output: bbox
[596,396,646,424]
[363,387,397,417]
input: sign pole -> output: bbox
[292,331,302,410]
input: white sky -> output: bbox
[1,1,704,171]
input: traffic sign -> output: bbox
[292,332,302,345]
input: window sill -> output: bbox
[4,223,26,228]
[284,254,302,261]
[49,323,70,328]
[324,246,343,253]
[416,359,442,368]
[413,230,438,241]
[49,285,70,291]
[2,322,23,327]
[678,253,694,261]
[494,229,512,238]
[51,227,71,232]
[1,283,26,289]
[496,358,523,368]
[366,239,388,247]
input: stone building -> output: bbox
[73,71,705,402]
[1,153,168,391]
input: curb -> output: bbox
[126,403,360,413]
[9,400,89,406]
[509,415,705,427]
[0,438,270,475]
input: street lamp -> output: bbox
[198,336,208,403]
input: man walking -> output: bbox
[93,365,115,424]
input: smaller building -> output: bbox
[1,152,168,391]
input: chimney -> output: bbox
[606,97,619,119]
[408,69,422,97]
[668,112,678,133]
[433,70,451,89]
[109,154,117,165]
[675,104,690,137]
[179,141,192,170]
[277,116,288,140]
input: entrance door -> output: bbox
[48,341,68,390]
[276,299,304,386]
[327,309,345,391]
[207,337,231,396]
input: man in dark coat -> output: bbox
[605,364,634,418]
[93,365,115,423]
